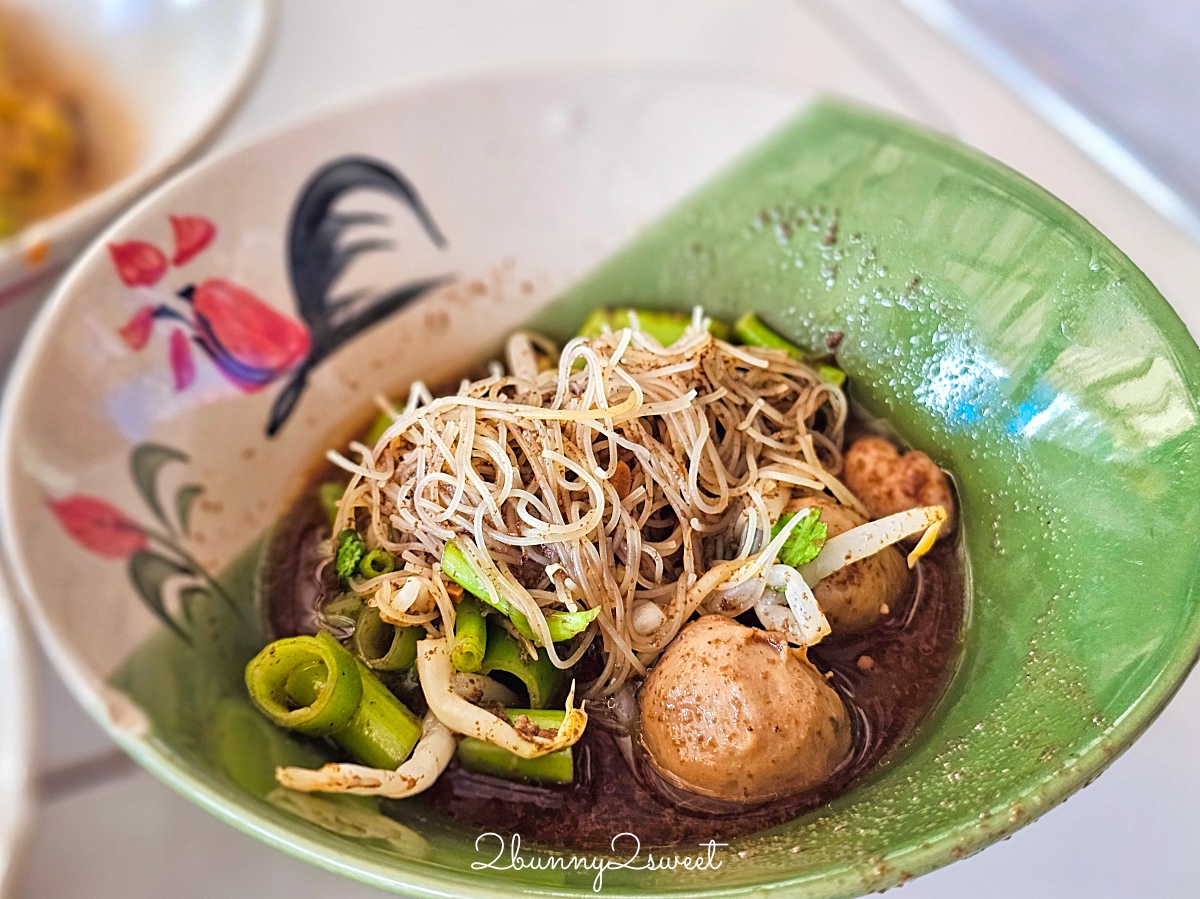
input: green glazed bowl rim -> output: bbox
[3,73,1200,899]
[536,102,1200,896]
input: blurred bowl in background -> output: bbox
[0,0,274,372]
[0,567,32,897]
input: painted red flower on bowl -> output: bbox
[113,215,311,395]
[47,495,148,558]
[108,241,167,288]
[48,444,236,643]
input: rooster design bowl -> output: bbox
[2,71,1200,899]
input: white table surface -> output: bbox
[952,0,1200,220]
[10,2,1200,896]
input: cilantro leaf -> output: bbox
[771,508,828,568]
[335,529,366,580]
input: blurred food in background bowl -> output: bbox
[0,7,132,243]
[0,0,273,373]
[2,71,1200,899]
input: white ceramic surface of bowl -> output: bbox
[0,0,274,300]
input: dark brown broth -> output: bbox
[263,463,965,851]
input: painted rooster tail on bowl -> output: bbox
[268,157,452,435]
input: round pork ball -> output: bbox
[639,615,850,803]
[843,436,956,533]
[787,494,908,633]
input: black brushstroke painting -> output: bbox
[266,156,452,436]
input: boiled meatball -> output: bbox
[787,494,908,633]
[844,436,956,532]
[639,616,850,803]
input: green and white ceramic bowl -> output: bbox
[2,71,1199,898]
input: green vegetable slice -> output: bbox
[244,632,362,735]
[479,621,564,709]
[321,592,364,623]
[450,595,487,673]
[733,313,846,385]
[358,548,396,579]
[353,606,420,671]
[545,606,602,642]
[247,632,423,769]
[441,539,601,645]
[456,737,573,784]
[733,312,803,358]
[338,658,424,769]
[577,307,727,346]
[816,363,847,387]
